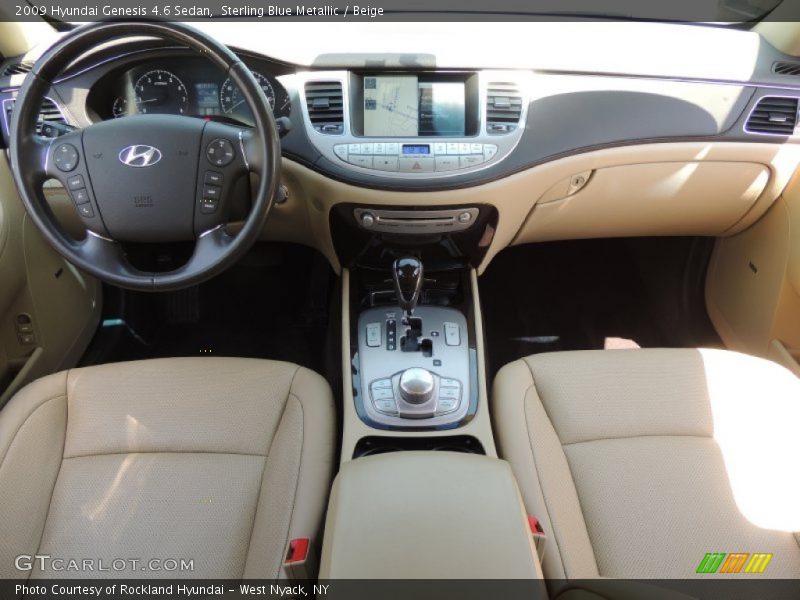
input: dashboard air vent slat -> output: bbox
[486,82,523,134]
[4,97,68,138]
[2,62,33,77]
[745,96,799,136]
[305,81,344,134]
[773,61,800,76]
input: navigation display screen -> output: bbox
[363,76,466,137]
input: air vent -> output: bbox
[773,61,800,76]
[2,61,33,77]
[3,97,68,138]
[745,96,799,136]
[305,81,344,134]
[486,82,523,134]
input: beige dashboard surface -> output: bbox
[260,142,800,275]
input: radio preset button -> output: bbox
[334,144,348,160]
[349,155,374,168]
[434,156,459,172]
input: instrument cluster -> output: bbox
[89,56,292,126]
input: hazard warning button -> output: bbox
[398,157,434,173]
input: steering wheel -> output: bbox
[9,21,281,291]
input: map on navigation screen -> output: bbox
[363,76,419,137]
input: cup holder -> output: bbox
[353,435,485,459]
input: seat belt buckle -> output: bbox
[527,515,547,562]
[283,537,317,580]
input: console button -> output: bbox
[439,386,460,400]
[359,143,374,154]
[333,145,348,160]
[349,155,374,169]
[458,143,471,154]
[372,387,395,401]
[373,143,385,155]
[204,171,224,185]
[459,155,484,168]
[54,143,79,172]
[443,322,461,346]
[484,144,498,160]
[470,143,483,154]
[366,322,381,347]
[385,143,400,154]
[348,143,361,154]
[206,139,235,166]
[433,143,448,155]
[374,399,399,414]
[437,397,459,414]
[440,378,460,388]
[66,174,84,190]
[372,378,393,389]
[446,143,460,155]
[373,156,399,172]
[434,156,459,172]
[399,157,434,173]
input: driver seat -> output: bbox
[0,357,335,579]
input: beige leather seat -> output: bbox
[0,357,335,579]
[493,348,800,579]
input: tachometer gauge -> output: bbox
[112,97,129,118]
[220,72,275,115]
[134,69,189,115]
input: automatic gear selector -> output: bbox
[357,257,471,428]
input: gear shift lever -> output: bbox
[392,256,423,318]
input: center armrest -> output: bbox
[320,451,544,579]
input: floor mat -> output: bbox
[80,244,334,373]
[479,238,722,384]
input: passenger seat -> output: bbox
[492,349,800,579]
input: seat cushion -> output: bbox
[0,357,335,579]
[493,348,800,579]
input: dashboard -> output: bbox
[85,55,292,127]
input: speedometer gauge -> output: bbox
[134,70,189,115]
[220,72,275,115]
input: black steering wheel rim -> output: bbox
[9,20,281,291]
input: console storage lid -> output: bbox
[320,452,544,579]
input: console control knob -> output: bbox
[399,368,435,404]
[361,212,375,228]
[458,211,472,224]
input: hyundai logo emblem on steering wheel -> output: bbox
[118,145,162,168]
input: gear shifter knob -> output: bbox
[393,256,423,315]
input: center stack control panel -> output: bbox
[357,305,471,428]
[297,70,531,179]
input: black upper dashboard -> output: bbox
[3,36,800,191]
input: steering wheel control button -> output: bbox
[200,200,219,214]
[444,322,461,346]
[365,322,381,347]
[204,171,223,186]
[71,188,90,205]
[203,184,221,200]
[206,139,235,167]
[66,174,84,190]
[54,143,79,172]
[77,204,94,218]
